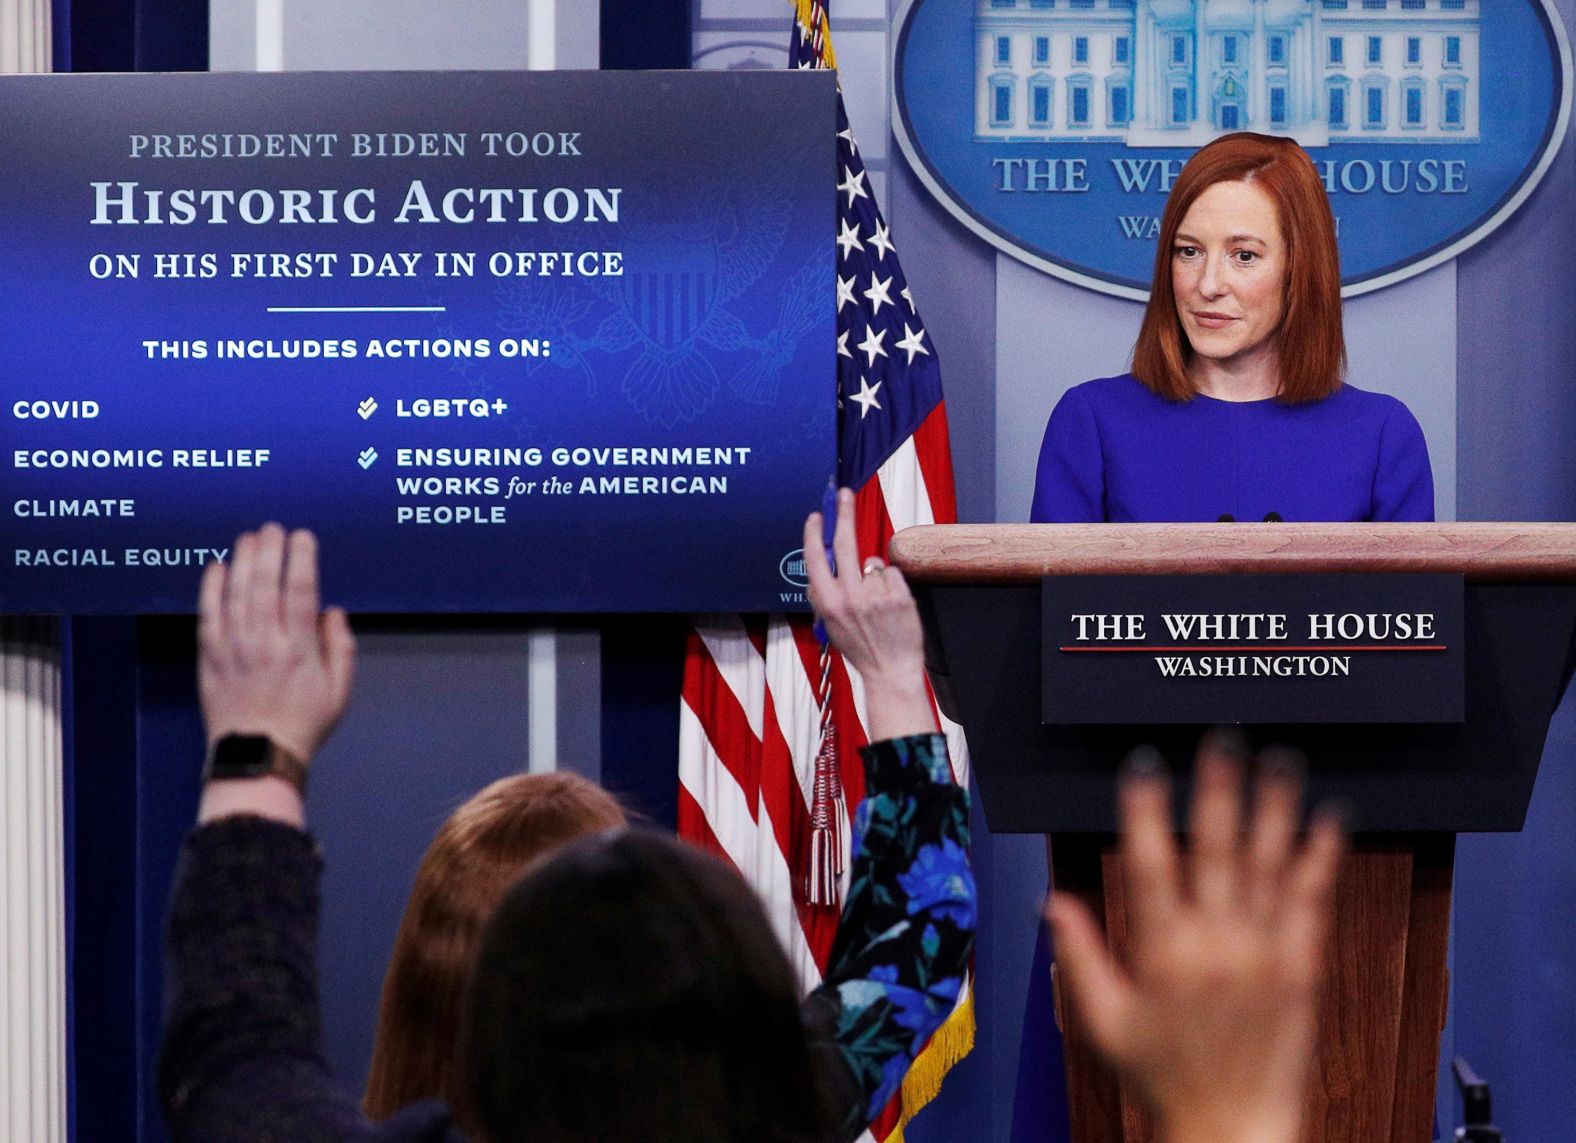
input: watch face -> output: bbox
[209,734,274,778]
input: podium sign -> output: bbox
[1043,573,1465,724]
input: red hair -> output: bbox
[1131,132,1345,404]
[363,771,627,1130]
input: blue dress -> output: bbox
[1030,374,1435,524]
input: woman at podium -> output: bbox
[1031,132,1433,525]
[1020,135,1433,1132]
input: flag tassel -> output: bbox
[806,723,844,906]
[807,643,844,907]
[831,780,848,876]
[808,817,837,906]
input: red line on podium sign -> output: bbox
[1057,645,1450,653]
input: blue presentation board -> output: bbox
[1,70,836,613]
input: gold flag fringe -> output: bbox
[887,987,976,1141]
[792,0,837,69]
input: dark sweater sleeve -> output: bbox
[806,733,976,1137]
[158,816,376,1142]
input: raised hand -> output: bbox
[197,523,356,766]
[1046,735,1345,1143]
[803,487,936,741]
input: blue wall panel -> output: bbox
[1453,0,1576,1126]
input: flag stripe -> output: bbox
[681,631,760,816]
[912,404,959,524]
[681,635,823,984]
[762,620,850,967]
[856,480,896,569]
[675,783,733,869]
[696,618,766,740]
[876,436,933,531]
[678,702,760,879]
[766,617,824,811]
[756,796,824,990]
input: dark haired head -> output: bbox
[364,772,627,1127]
[1132,131,1345,404]
[463,829,836,1143]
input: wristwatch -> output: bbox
[203,734,309,795]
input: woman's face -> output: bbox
[1170,179,1287,374]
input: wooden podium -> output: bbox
[888,523,1576,1143]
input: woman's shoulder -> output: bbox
[1321,383,1424,433]
[1058,373,1166,415]
[1325,381,1413,414]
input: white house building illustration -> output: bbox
[975,0,1479,146]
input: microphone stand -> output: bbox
[1453,1056,1504,1143]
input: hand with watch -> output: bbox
[196,523,356,827]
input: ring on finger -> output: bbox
[862,558,886,577]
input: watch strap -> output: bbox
[203,734,310,795]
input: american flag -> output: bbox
[677,2,972,1139]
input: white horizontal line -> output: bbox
[266,306,447,313]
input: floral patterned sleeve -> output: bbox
[809,732,976,1134]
